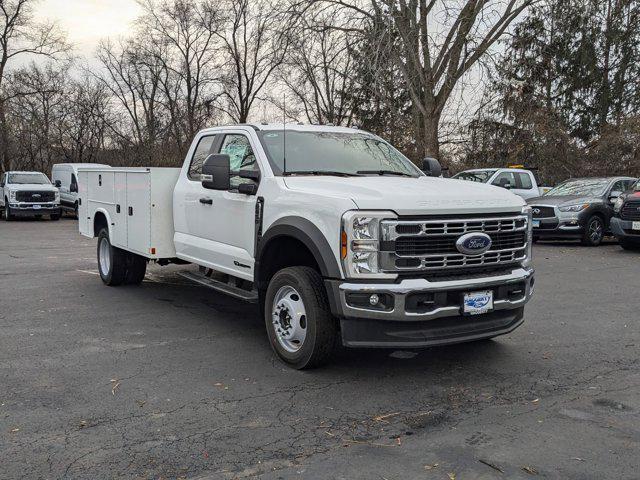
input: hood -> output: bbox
[7,183,58,192]
[527,194,601,206]
[283,176,524,216]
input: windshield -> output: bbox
[7,173,51,185]
[259,131,422,177]
[453,169,497,183]
[545,179,610,197]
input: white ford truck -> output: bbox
[78,124,535,369]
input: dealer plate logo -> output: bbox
[456,232,492,255]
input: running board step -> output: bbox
[178,271,258,303]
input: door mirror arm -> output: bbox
[238,183,258,195]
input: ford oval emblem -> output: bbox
[456,232,492,255]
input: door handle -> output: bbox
[199,198,213,205]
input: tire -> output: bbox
[3,200,12,221]
[620,238,640,251]
[265,266,338,369]
[74,202,79,219]
[50,213,61,221]
[124,254,147,285]
[97,228,128,286]
[581,215,604,246]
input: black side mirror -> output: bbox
[422,157,442,177]
[55,180,62,188]
[202,154,231,190]
[70,183,78,193]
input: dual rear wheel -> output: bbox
[97,228,147,286]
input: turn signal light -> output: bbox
[340,230,347,259]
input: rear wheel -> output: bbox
[581,216,604,246]
[265,266,337,369]
[97,228,148,286]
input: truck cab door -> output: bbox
[513,172,537,199]
[0,174,5,206]
[174,131,261,281]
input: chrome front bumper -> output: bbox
[327,266,534,322]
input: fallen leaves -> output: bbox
[110,379,120,396]
[9,427,19,434]
[522,466,539,475]
[423,463,439,471]
[447,472,456,480]
[373,412,400,422]
[479,459,504,473]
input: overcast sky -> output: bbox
[36,0,141,56]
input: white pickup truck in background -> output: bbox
[452,167,550,199]
[78,124,535,369]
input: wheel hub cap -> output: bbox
[272,286,307,353]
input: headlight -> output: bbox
[54,191,60,201]
[9,190,16,201]
[521,205,533,267]
[341,211,396,279]
[559,203,589,212]
[613,197,624,213]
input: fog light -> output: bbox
[369,294,379,306]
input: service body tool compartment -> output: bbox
[78,167,180,259]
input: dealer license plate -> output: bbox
[463,291,494,315]
[633,221,640,231]
[532,220,540,228]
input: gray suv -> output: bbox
[527,177,637,246]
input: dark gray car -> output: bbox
[527,177,637,246]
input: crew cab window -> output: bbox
[492,172,516,188]
[515,172,533,189]
[188,135,217,181]
[219,134,259,189]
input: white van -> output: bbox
[52,163,109,215]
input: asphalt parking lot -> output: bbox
[1,219,639,480]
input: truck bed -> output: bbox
[78,167,180,259]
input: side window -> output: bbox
[516,173,533,189]
[219,134,259,189]
[492,172,516,188]
[71,173,77,186]
[610,180,625,194]
[188,135,216,181]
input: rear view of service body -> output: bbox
[78,124,535,369]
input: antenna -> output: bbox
[283,94,287,174]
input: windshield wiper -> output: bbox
[357,170,414,177]
[283,171,361,177]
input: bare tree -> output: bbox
[310,0,536,159]
[0,0,67,171]
[137,0,223,150]
[216,0,290,123]
[280,7,358,126]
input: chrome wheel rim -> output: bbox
[589,219,603,242]
[99,238,111,275]
[272,286,307,353]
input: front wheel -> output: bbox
[581,216,604,246]
[50,213,60,221]
[4,201,12,221]
[265,267,338,369]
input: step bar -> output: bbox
[178,271,259,303]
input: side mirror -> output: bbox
[421,157,442,177]
[70,183,78,193]
[55,180,62,188]
[202,154,231,190]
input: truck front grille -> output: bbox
[620,200,640,221]
[15,191,55,202]
[380,214,528,272]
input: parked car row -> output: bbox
[453,170,640,250]
[1,164,110,221]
